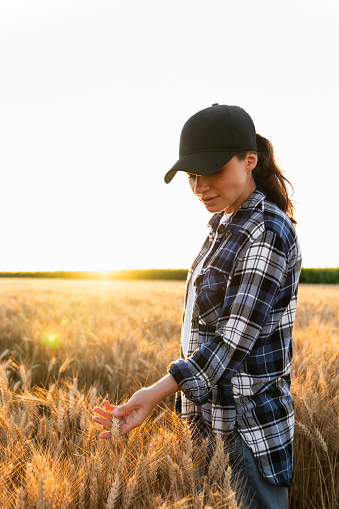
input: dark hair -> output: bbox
[237,134,296,224]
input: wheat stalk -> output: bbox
[79,481,86,509]
[111,416,120,440]
[36,474,44,509]
[15,487,26,509]
[207,434,225,483]
[58,358,71,375]
[57,401,64,434]
[123,474,137,509]
[182,422,193,456]
[105,475,120,509]
[313,427,328,453]
[20,364,31,392]
[182,453,195,493]
[60,480,72,509]
[89,475,98,509]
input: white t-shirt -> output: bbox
[181,212,233,357]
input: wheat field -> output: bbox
[0,279,338,508]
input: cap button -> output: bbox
[212,103,219,106]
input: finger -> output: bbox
[103,400,117,412]
[99,431,112,439]
[93,407,113,420]
[111,402,133,418]
[92,416,112,428]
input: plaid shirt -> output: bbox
[168,189,302,486]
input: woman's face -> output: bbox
[187,153,257,214]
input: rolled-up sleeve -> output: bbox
[168,230,289,404]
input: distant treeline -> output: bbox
[0,269,189,280]
[299,267,339,284]
[1,268,339,283]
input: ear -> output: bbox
[246,152,258,172]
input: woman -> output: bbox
[93,104,302,509]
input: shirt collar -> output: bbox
[207,189,266,233]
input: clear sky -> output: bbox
[0,0,338,271]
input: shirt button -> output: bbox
[218,224,226,233]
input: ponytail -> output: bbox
[237,134,296,224]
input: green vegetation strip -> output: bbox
[1,267,339,283]
[0,269,189,280]
[299,267,339,284]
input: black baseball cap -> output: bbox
[164,104,257,184]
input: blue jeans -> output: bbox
[191,417,289,509]
[229,430,289,509]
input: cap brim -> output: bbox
[164,151,237,184]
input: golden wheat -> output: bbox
[0,279,338,508]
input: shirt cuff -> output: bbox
[168,358,215,405]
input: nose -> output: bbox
[192,175,211,195]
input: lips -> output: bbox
[201,195,219,205]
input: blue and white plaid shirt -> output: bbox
[168,189,302,486]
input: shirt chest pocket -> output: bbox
[193,272,228,326]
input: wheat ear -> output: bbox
[105,475,120,509]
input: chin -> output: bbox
[204,205,225,213]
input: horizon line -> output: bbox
[1,266,338,275]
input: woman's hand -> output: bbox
[92,399,119,438]
[93,387,158,437]
[92,374,180,438]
